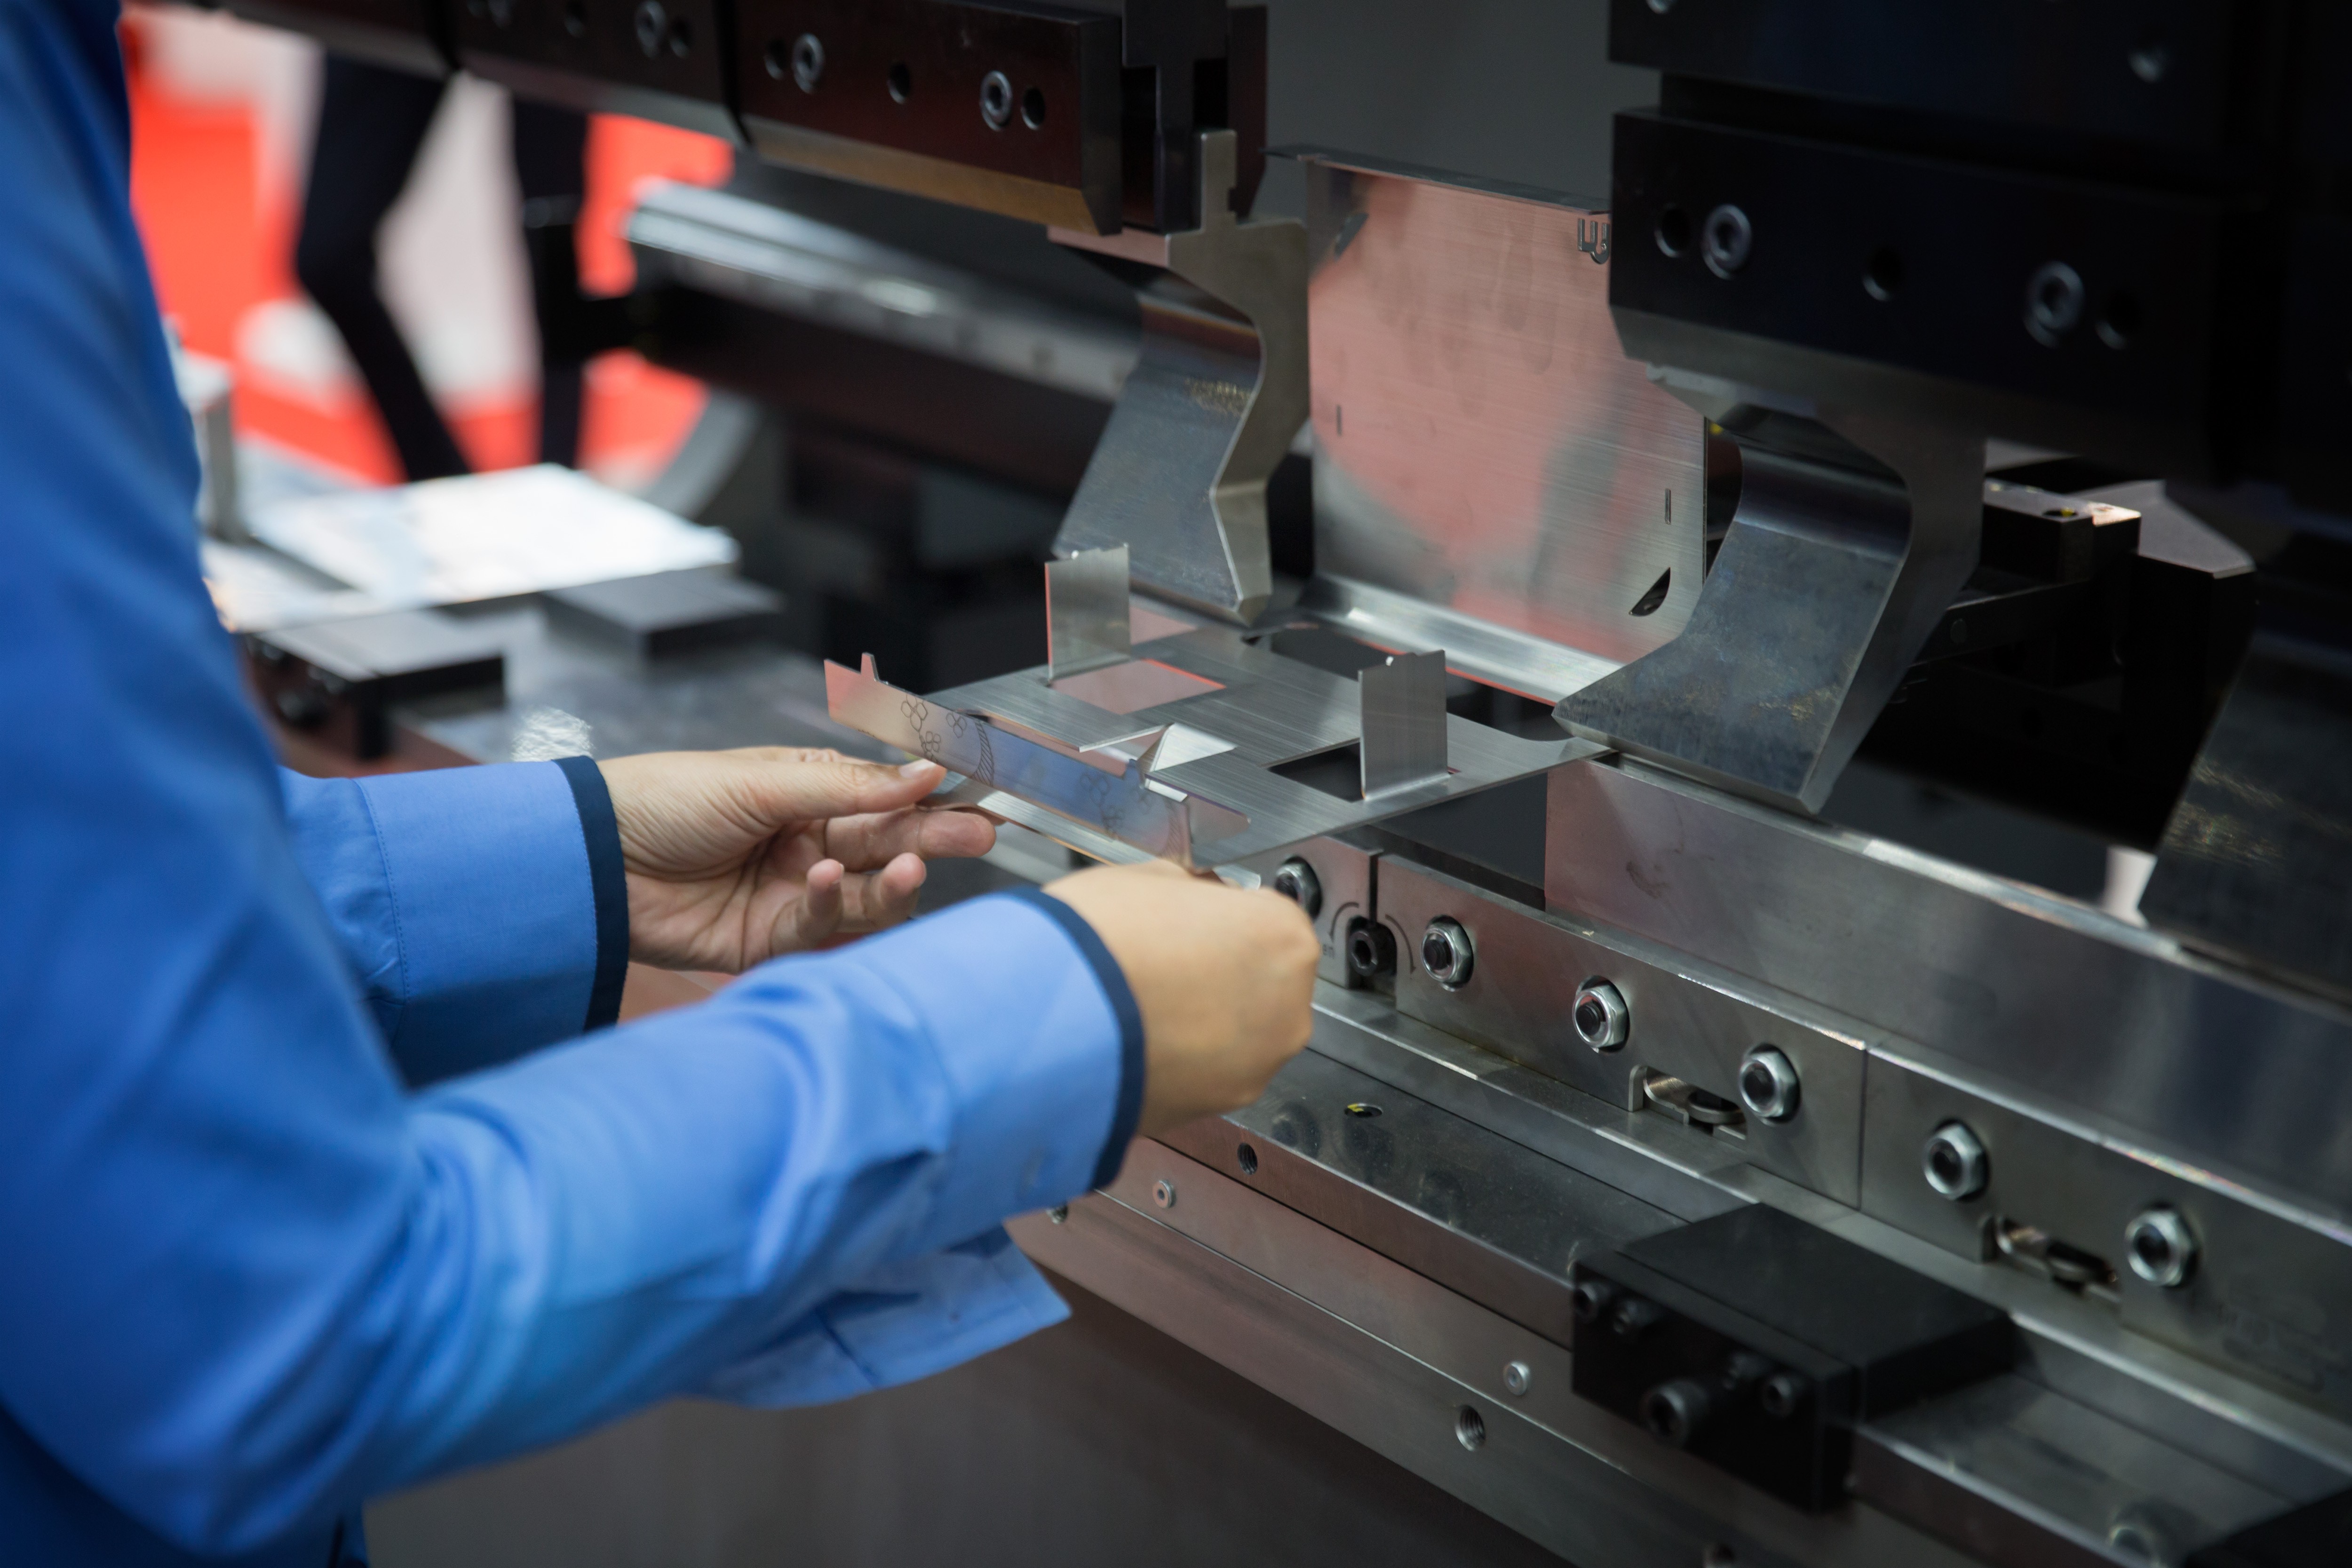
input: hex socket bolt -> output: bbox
[1570,1278,1618,1326]
[1270,858,1322,919]
[1641,1379,1715,1448]
[1573,980,1630,1051]
[1923,1121,1989,1201]
[2125,1206,2198,1289]
[1758,1370,1809,1420]
[1421,917,1474,988]
[1739,1045,1801,1122]
[1611,1296,1663,1338]
[1345,918,1398,981]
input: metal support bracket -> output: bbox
[1050,128,1309,624]
[1555,388,1984,814]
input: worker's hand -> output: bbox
[1041,860,1319,1138]
[597,748,994,971]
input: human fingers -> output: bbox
[777,857,848,951]
[603,750,948,871]
[681,749,951,829]
[829,852,930,932]
[818,805,996,868]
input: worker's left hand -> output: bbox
[596,748,994,971]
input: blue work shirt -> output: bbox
[0,3,1145,1563]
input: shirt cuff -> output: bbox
[1003,886,1145,1189]
[553,756,629,1033]
[343,761,604,1083]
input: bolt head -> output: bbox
[1573,980,1629,1051]
[2026,261,2086,345]
[1738,1045,1801,1122]
[1701,204,1752,278]
[1611,1296,1663,1338]
[1923,1122,1989,1201]
[1345,918,1397,980]
[1641,1379,1712,1447]
[1271,858,1322,919]
[1421,917,1474,988]
[1151,1178,1176,1209]
[1502,1360,1533,1397]
[2125,1206,2197,1289]
[632,0,665,56]
[979,69,1014,129]
[1759,1370,1808,1419]
[789,32,824,92]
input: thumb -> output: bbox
[731,752,946,824]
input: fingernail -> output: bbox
[900,759,936,778]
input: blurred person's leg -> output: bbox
[511,101,590,468]
[295,57,469,480]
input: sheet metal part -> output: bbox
[1050,130,1309,624]
[824,653,1235,863]
[836,618,1593,868]
[1291,148,1707,696]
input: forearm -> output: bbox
[3,890,1130,1554]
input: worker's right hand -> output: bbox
[1041,860,1320,1138]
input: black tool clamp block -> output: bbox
[1570,1204,2014,1511]
[244,609,508,760]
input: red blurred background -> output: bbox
[122,6,729,487]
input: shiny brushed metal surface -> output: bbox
[1358,649,1450,796]
[1044,544,1131,680]
[1293,148,1706,694]
[1378,856,1871,1207]
[1543,758,2352,1260]
[1052,131,1308,623]
[626,180,1136,404]
[1863,1043,2352,1423]
[1018,1143,1986,1568]
[825,653,1243,862]
[1556,393,1986,813]
[890,621,1595,868]
[1857,1376,2289,1568]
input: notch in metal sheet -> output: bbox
[1359,649,1448,796]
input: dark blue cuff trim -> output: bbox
[555,755,629,1033]
[1007,886,1145,1189]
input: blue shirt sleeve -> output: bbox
[280,754,636,1084]
[0,6,1142,1561]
